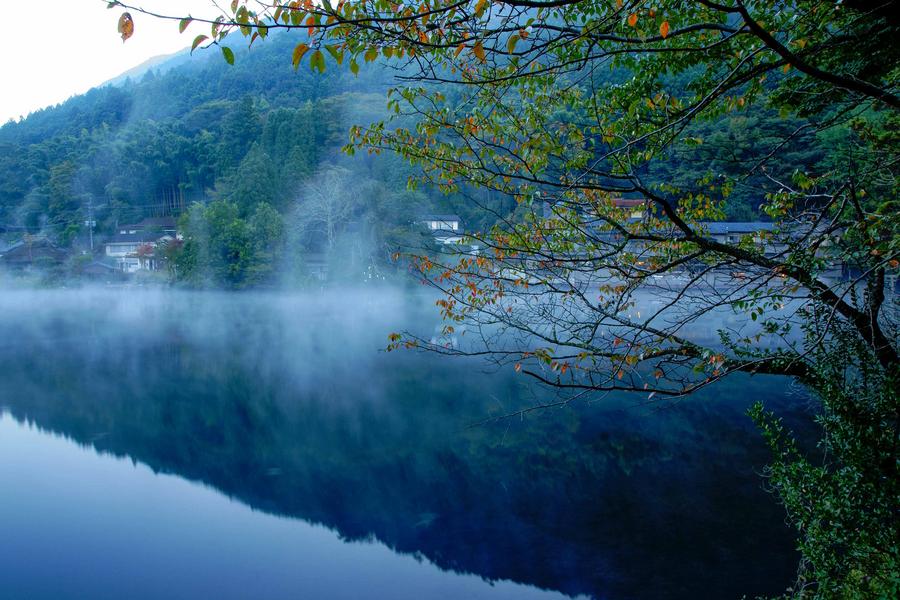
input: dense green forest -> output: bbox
[0,30,850,286]
[0,32,494,286]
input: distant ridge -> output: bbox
[102,47,194,87]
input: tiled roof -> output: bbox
[701,222,777,235]
[107,231,171,244]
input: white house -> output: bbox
[105,232,174,273]
[105,217,181,273]
[419,214,481,254]
[421,214,461,233]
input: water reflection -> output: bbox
[0,289,814,599]
[0,415,573,600]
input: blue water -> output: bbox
[0,288,813,599]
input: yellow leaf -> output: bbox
[472,41,486,62]
[118,12,134,42]
[627,13,638,27]
[474,0,488,18]
[659,20,669,38]
[783,63,791,73]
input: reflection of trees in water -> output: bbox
[0,295,815,600]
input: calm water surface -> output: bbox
[0,288,814,599]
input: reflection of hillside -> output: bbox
[0,291,814,599]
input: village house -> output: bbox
[116,216,178,237]
[105,216,180,273]
[421,214,461,232]
[421,214,465,246]
[0,238,67,271]
[702,221,777,245]
[611,198,649,220]
[420,214,482,254]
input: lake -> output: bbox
[0,288,815,599]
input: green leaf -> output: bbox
[191,34,209,53]
[507,34,519,54]
[179,17,192,34]
[310,49,326,73]
[364,47,379,63]
[349,58,359,75]
[221,46,235,65]
[292,43,310,69]
[325,45,344,65]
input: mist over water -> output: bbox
[0,287,815,599]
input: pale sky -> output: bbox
[0,0,221,124]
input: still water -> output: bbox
[0,288,813,599]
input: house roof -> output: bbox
[701,222,777,235]
[0,239,67,264]
[611,198,647,208]
[107,231,171,245]
[432,229,466,239]
[421,214,462,222]
[81,261,120,275]
[120,216,178,230]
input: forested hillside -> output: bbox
[0,28,858,286]
[0,32,484,286]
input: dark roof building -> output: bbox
[117,216,178,236]
[0,239,67,269]
[79,261,126,281]
[107,231,171,245]
[701,222,777,236]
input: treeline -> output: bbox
[0,32,492,286]
[0,30,858,285]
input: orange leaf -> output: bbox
[514,363,522,372]
[627,13,638,27]
[118,12,134,42]
[659,20,669,38]
[472,41,486,62]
